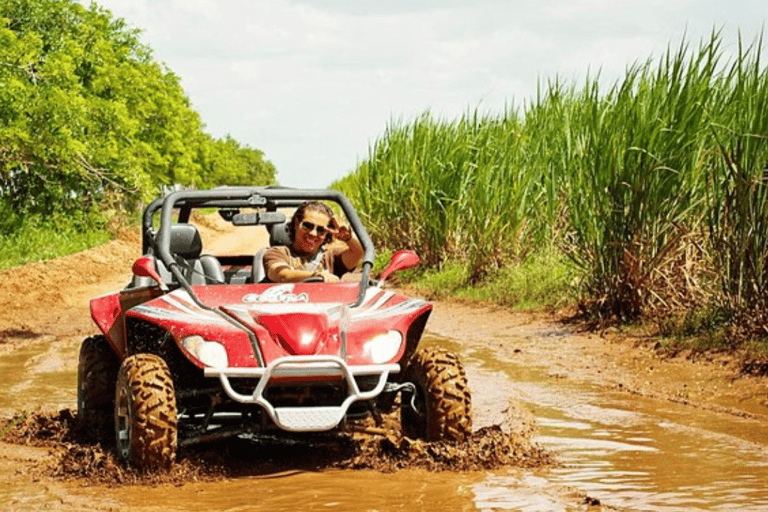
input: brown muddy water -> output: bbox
[1,330,768,511]
[442,333,768,512]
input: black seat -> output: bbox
[166,224,225,285]
[128,224,225,288]
[269,222,291,246]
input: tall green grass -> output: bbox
[336,30,768,335]
[338,108,546,280]
[0,213,111,271]
[556,36,720,320]
[706,34,768,326]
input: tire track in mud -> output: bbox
[0,408,551,485]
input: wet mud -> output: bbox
[0,408,551,486]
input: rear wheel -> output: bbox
[115,354,178,469]
[77,335,120,430]
[401,347,472,442]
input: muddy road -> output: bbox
[2,221,768,511]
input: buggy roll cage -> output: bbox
[140,186,375,308]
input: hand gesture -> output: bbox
[328,217,352,242]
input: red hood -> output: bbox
[197,282,354,359]
[122,283,432,368]
[221,302,347,358]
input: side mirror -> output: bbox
[379,250,420,284]
[132,256,168,291]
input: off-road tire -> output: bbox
[402,347,472,442]
[115,354,178,469]
[77,335,120,429]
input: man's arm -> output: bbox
[340,235,363,272]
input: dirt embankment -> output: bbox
[0,228,140,340]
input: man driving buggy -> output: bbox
[263,201,363,283]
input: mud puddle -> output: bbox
[430,334,768,511]
[0,335,79,417]
[3,325,768,510]
[0,334,546,511]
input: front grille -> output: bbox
[264,382,346,408]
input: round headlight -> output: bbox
[363,330,403,364]
[182,335,228,368]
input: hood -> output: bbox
[221,302,348,358]
[125,283,430,368]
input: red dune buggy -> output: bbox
[79,187,471,468]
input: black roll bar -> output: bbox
[151,187,375,308]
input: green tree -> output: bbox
[198,134,277,187]
[0,0,275,237]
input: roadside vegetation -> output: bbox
[336,31,768,354]
[0,0,275,270]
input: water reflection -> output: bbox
[457,340,768,511]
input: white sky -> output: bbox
[89,0,767,188]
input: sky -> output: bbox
[88,0,766,188]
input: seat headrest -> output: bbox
[270,223,291,246]
[167,224,202,259]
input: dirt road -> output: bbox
[1,220,768,510]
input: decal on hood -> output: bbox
[131,290,229,325]
[243,284,309,304]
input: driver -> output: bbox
[263,201,363,283]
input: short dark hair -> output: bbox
[288,201,334,243]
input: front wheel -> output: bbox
[77,335,120,430]
[401,347,472,442]
[115,354,178,469]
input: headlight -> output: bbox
[182,335,228,368]
[363,330,403,364]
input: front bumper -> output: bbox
[204,356,399,432]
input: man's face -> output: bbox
[294,210,330,254]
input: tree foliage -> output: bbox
[0,0,275,236]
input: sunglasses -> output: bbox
[299,220,329,236]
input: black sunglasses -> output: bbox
[299,220,329,236]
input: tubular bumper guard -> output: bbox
[204,356,399,432]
